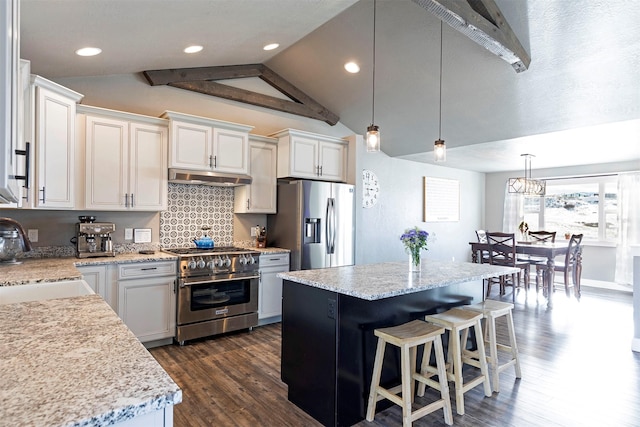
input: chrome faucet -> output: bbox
[0,217,33,251]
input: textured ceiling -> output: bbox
[21,0,640,172]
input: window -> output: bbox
[524,175,618,243]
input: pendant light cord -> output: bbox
[438,20,442,139]
[371,0,377,124]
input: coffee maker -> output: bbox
[75,216,116,258]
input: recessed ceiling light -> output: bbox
[75,47,102,57]
[263,43,280,51]
[344,62,360,73]
[184,45,203,54]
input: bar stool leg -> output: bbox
[400,345,412,427]
[450,327,465,415]
[473,318,493,398]
[366,339,386,422]
[506,311,522,379]
[486,314,500,392]
[434,336,454,425]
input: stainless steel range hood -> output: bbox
[169,169,252,187]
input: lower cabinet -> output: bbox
[116,261,177,344]
[258,253,289,325]
[76,264,108,300]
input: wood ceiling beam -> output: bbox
[143,64,339,125]
[412,0,530,73]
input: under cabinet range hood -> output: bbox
[168,168,252,187]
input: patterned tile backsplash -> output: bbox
[160,183,235,248]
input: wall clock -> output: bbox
[362,169,380,208]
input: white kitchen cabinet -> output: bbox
[76,264,108,300]
[81,105,168,211]
[258,252,289,325]
[272,129,347,182]
[31,76,83,209]
[0,0,20,204]
[234,135,278,213]
[162,110,253,174]
[117,260,177,344]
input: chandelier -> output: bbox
[508,154,546,196]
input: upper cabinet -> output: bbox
[0,0,21,204]
[271,129,347,182]
[234,135,278,214]
[161,111,253,174]
[30,76,84,209]
[79,105,168,211]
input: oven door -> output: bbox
[177,275,258,326]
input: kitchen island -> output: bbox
[0,294,181,426]
[278,260,517,427]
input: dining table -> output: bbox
[469,240,576,308]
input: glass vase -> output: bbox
[409,253,421,272]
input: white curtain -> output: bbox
[615,172,640,285]
[502,182,524,233]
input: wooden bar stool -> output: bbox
[366,320,453,427]
[421,308,492,415]
[461,300,522,393]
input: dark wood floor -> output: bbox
[150,288,640,427]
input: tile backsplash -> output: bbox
[160,183,234,248]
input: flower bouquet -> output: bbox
[400,227,429,271]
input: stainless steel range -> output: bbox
[163,246,260,345]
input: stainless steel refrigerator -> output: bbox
[267,180,355,271]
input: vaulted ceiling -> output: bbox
[21,0,640,172]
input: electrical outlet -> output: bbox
[27,229,38,242]
[124,228,133,240]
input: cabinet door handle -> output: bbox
[130,193,134,208]
[39,187,46,203]
[213,155,217,168]
[259,271,262,283]
[124,194,129,207]
[141,267,158,271]
[209,155,213,168]
[246,199,250,210]
[14,141,30,189]
[319,165,323,176]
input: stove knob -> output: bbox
[196,258,206,269]
[206,260,215,270]
[239,254,247,265]
[249,255,256,264]
[224,256,232,267]
[213,256,222,267]
[187,260,197,270]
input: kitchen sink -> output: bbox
[0,280,94,304]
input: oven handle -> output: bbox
[179,275,259,288]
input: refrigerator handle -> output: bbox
[326,198,336,254]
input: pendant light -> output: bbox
[366,0,380,152]
[434,21,446,162]
[508,154,546,196]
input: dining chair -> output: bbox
[475,230,490,263]
[527,230,556,243]
[486,232,530,301]
[535,233,583,299]
[526,231,556,292]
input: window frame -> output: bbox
[526,175,618,244]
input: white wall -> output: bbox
[354,136,485,265]
[485,160,640,282]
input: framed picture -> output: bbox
[423,176,460,222]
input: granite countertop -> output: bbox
[278,260,519,300]
[249,247,290,254]
[0,252,177,286]
[0,294,182,427]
